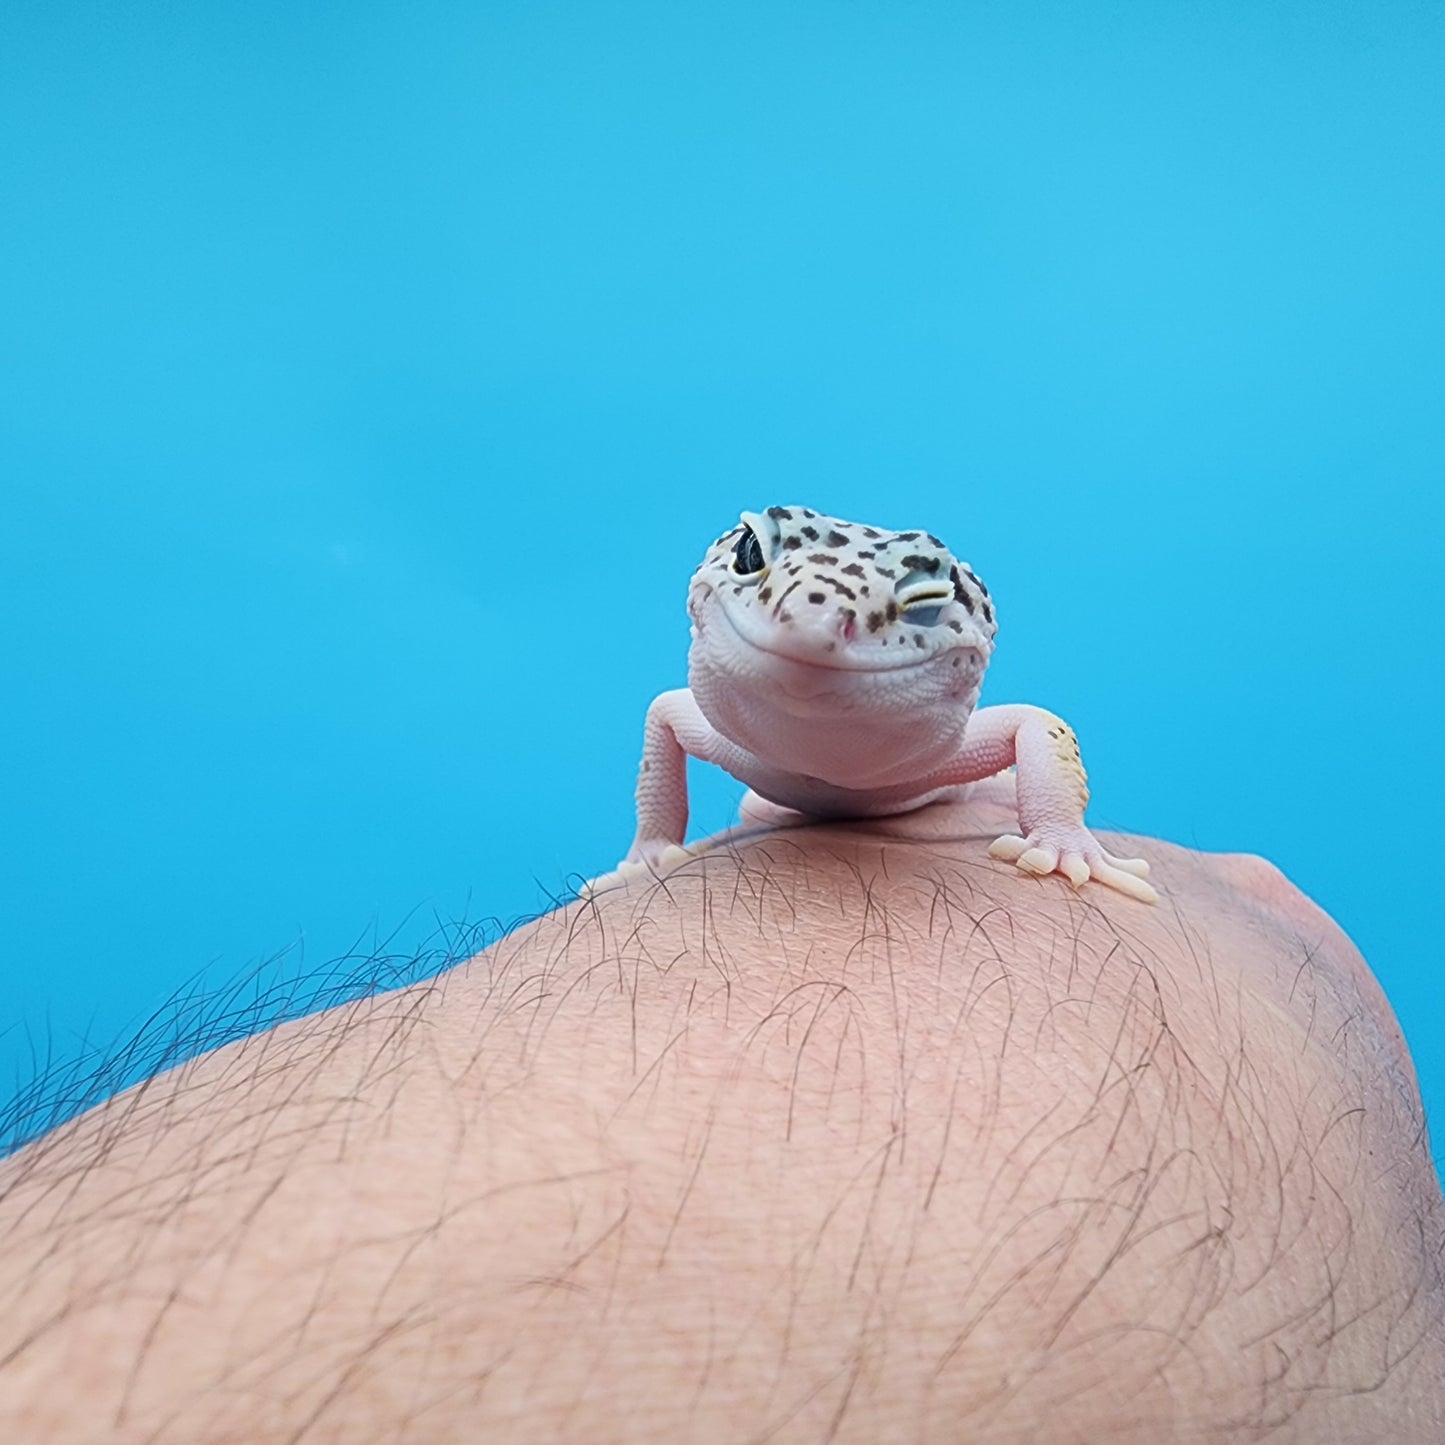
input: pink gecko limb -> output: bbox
[624,690,747,871]
[938,705,1157,903]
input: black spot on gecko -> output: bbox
[951,567,975,612]
[896,531,920,541]
[782,535,802,550]
[914,633,925,648]
[759,586,773,603]
[824,529,848,547]
[807,553,838,566]
[982,600,993,624]
[948,620,964,633]
[862,527,881,539]
[841,562,865,578]
[801,525,819,540]
[819,575,857,600]
[775,578,804,608]
[801,508,816,518]
[807,591,826,604]
[901,554,941,574]
[963,567,989,598]
[927,534,946,548]
[875,566,897,580]
[766,506,793,520]
[866,610,885,633]
[855,550,875,559]
[886,600,899,622]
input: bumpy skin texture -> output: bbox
[588,506,1155,903]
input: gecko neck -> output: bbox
[688,656,973,790]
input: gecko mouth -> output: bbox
[707,593,948,676]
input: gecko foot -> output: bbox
[988,826,1157,904]
[579,841,699,899]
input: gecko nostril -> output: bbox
[841,610,857,644]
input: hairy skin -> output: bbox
[0,783,1441,1443]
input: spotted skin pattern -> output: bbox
[585,506,1156,903]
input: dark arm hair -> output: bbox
[1,835,1441,1442]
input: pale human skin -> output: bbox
[1,784,1441,1442]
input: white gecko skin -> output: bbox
[585,506,1157,904]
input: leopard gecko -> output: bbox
[585,506,1156,903]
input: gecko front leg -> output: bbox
[582,689,747,895]
[949,705,1157,903]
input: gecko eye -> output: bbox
[898,570,952,627]
[732,525,767,576]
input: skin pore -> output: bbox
[0,781,1441,1443]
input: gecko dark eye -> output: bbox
[732,526,766,576]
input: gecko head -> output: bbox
[686,505,998,719]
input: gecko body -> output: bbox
[587,506,1155,903]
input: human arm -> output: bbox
[1,792,1440,1442]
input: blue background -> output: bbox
[2,2,1441,1156]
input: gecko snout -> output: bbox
[786,601,861,653]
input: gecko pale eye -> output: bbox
[898,571,952,627]
[732,526,766,576]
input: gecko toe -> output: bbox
[1017,845,1059,876]
[988,834,1030,862]
[1093,863,1160,903]
[579,857,652,898]
[1103,851,1152,878]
